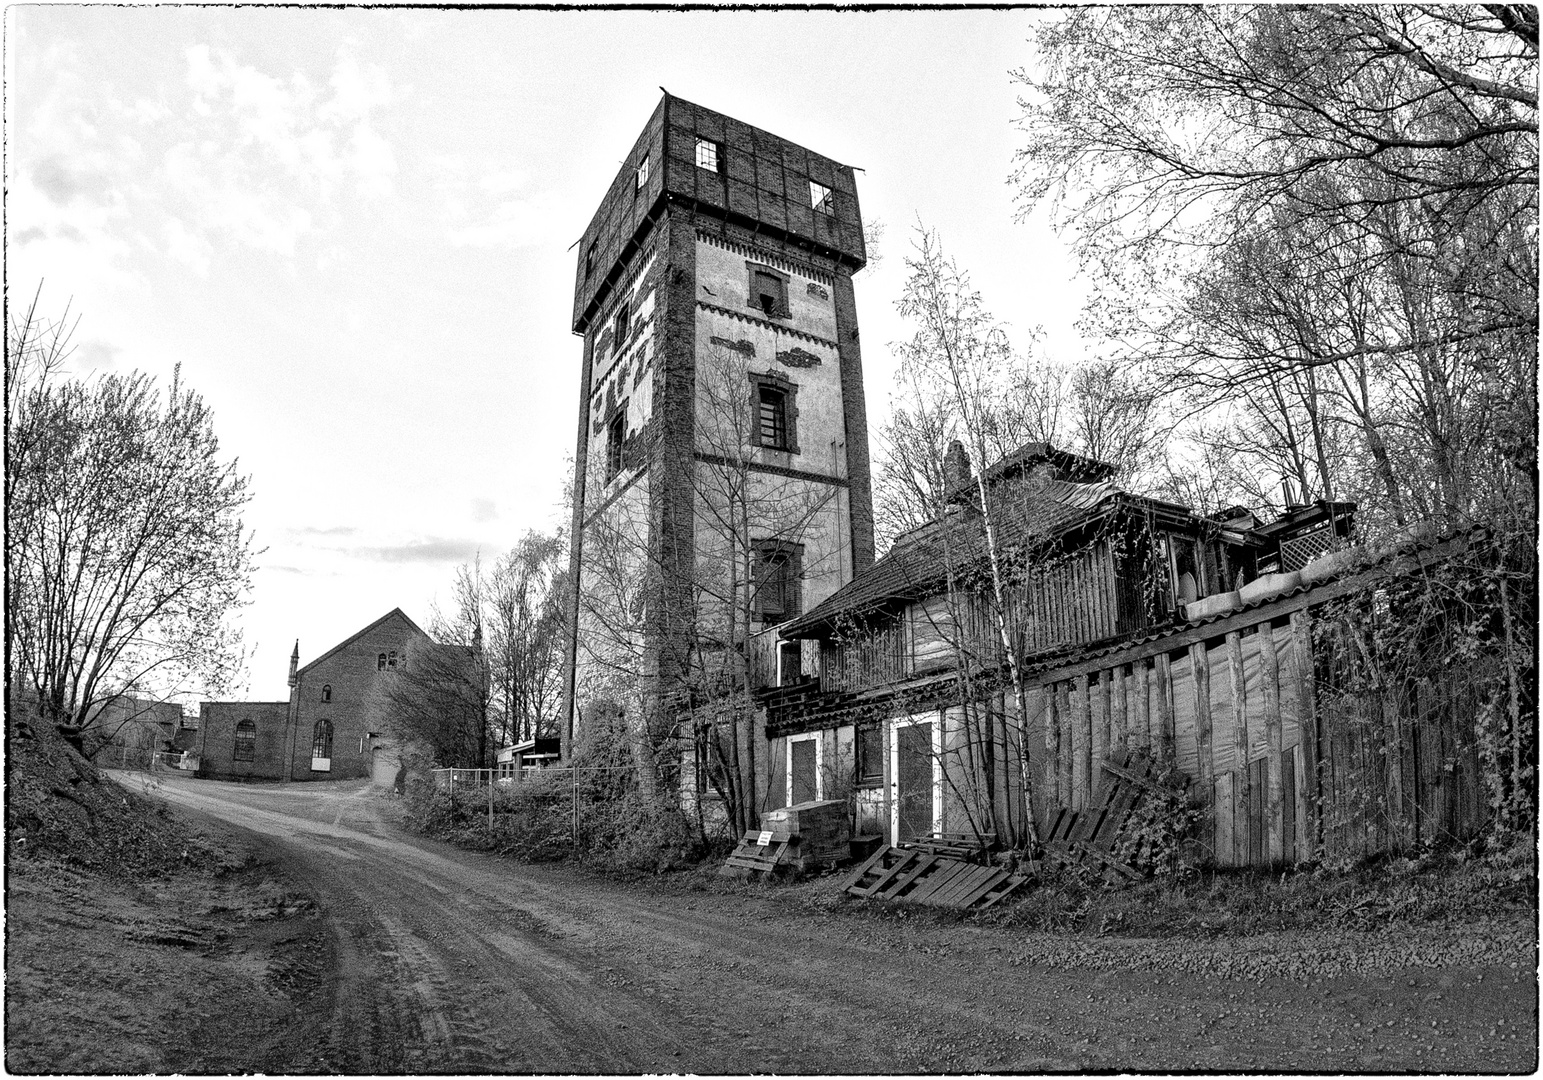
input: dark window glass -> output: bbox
[233,719,256,762]
[755,544,800,621]
[856,724,883,785]
[377,653,387,670]
[321,684,331,703]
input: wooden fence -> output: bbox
[1030,589,1492,868]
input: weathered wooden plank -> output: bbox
[1384,686,1406,850]
[1226,630,1250,861]
[1043,685,1061,815]
[1289,612,1318,856]
[1257,623,1285,864]
[1091,670,1108,780]
[1189,643,1214,802]
[1215,771,1235,867]
[851,849,921,897]
[975,874,1028,910]
[1058,682,1074,809]
[932,865,1006,908]
[1099,758,1187,798]
[1110,663,1128,751]
[905,859,970,904]
[1073,674,1092,810]
[1133,660,1152,754]
[1154,652,1175,764]
[1281,747,1297,863]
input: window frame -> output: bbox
[311,718,333,771]
[605,408,627,482]
[753,539,804,623]
[612,301,630,356]
[233,719,257,762]
[809,180,834,217]
[321,684,332,703]
[635,154,650,192]
[745,262,790,319]
[855,722,884,788]
[694,138,721,173]
[787,731,823,806]
[748,371,799,455]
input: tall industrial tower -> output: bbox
[563,93,874,761]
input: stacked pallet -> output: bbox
[718,830,794,878]
[760,799,850,869]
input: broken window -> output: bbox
[233,719,256,762]
[606,410,626,481]
[754,541,803,622]
[695,138,720,172]
[749,372,798,454]
[635,154,649,192]
[810,180,833,216]
[749,267,787,318]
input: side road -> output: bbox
[10,773,1537,1074]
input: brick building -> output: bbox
[562,94,875,784]
[198,608,463,783]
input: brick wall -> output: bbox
[197,701,290,781]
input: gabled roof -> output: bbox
[297,607,428,676]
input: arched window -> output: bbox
[311,719,333,771]
[377,653,387,670]
[388,650,397,669]
[321,684,332,703]
[234,719,256,762]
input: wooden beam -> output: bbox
[1058,682,1074,809]
[1290,611,1320,857]
[1226,630,1250,865]
[1133,660,1151,754]
[1092,669,1108,777]
[1257,624,1285,864]
[1074,674,1092,809]
[1044,683,1060,813]
[1189,643,1214,802]
[1155,652,1175,766]
[1110,663,1128,751]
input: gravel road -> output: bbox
[148,774,1537,1074]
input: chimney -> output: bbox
[943,440,971,492]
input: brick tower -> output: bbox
[562,93,874,765]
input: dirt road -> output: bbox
[133,775,1534,1074]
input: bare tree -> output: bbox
[487,531,567,746]
[6,316,255,748]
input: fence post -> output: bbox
[572,767,580,850]
[488,770,494,834]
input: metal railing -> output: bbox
[431,763,635,846]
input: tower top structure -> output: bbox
[571,92,866,335]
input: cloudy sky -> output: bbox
[7,6,1089,701]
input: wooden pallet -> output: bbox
[1042,748,1187,882]
[901,831,997,863]
[841,846,1029,910]
[718,830,794,877]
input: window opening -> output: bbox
[635,155,649,192]
[606,411,626,481]
[758,385,788,449]
[695,138,720,172]
[754,543,801,621]
[810,180,833,216]
[321,684,331,703]
[233,719,256,762]
[388,650,397,669]
[751,269,785,318]
[585,243,596,279]
[612,302,630,355]
[377,653,387,670]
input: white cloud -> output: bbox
[164,215,213,276]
